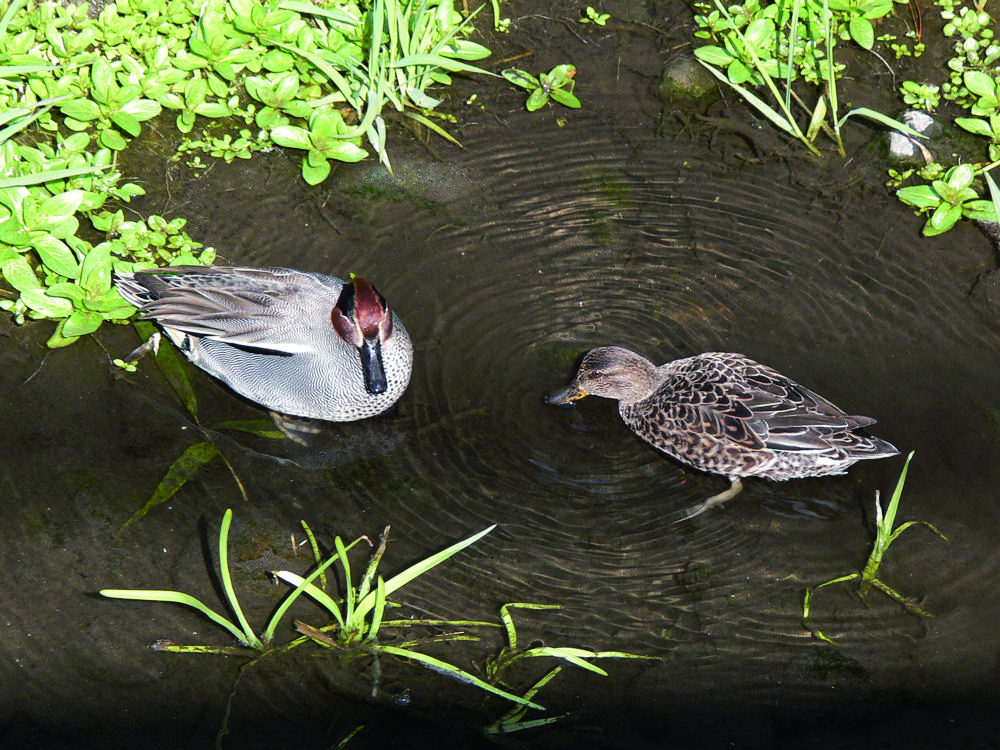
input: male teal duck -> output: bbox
[546,347,898,519]
[115,266,412,422]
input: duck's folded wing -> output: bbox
[627,371,769,452]
[137,287,314,354]
[633,367,876,454]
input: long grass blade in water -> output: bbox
[336,536,356,627]
[99,588,250,645]
[354,524,496,622]
[217,509,264,649]
[123,441,219,528]
[375,645,544,709]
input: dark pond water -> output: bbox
[4,0,1000,748]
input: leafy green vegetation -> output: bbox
[802,452,949,645]
[502,64,581,112]
[580,6,610,26]
[692,0,919,156]
[482,602,657,734]
[1,0,494,344]
[892,1,1000,235]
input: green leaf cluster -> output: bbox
[896,163,998,236]
[502,64,581,112]
[1,0,494,342]
[892,4,1000,238]
[692,0,920,157]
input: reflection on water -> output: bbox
[3,91,1000,750]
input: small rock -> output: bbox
[886,110,941,168]
[659,54,718,104]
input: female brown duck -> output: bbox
[546,347,898,519]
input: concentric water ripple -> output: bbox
[6,106,1000,746]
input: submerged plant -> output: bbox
[119,321,283,527]
[802,452,949,645]
[503,65,581,112]
[102,512,539,708]
[482,602,657,734]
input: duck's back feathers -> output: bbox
[619,352,897,480]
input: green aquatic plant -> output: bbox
[482,602,657,734]
[802,452,949,645]
[900,80,941,111]
[896,162,999,236]
[118,320,282,527]
[102,512,541,709]
[580,6,610,25]
[503,64,581,112]
[692,0,921,156]
[0,0,496,343]
[103,510,661,735]
[892,2,1000,236]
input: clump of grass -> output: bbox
[802,452,949,645]
[103,510,661,734]
[102,511,541,708]
[482,602,659,735]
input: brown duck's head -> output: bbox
[331,277,394,395]
[545,346,658,405]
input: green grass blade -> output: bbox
[785,0,801,115]
[393,54,493,76]
[336,536,355,627]
[277,0,361,25]
[379,618,498,628]
[880,451,914,534]
[813,572,860,590]
[822,0,838,122]
[368,576,386,640]
[401,110,462,146]
[498,602,560,649]
[0,0,28,38]
[983,168,1000,223]
[301,520,327,588]
[0,99,60,143]
[100,588,250,645]
[271,568,346,628]
[0,166,107,189]
[123,441,219,528]
[218,509,263,649]
[838,107,926,138]
[357,527,387,602]
[354,525,496,622]
[374,645,544,709]
[696,60,799,137]
[524,646,609,675]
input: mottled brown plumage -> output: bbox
[546,347,898,518]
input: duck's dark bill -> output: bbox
[544,384,589,405]
[359,338,388,394]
